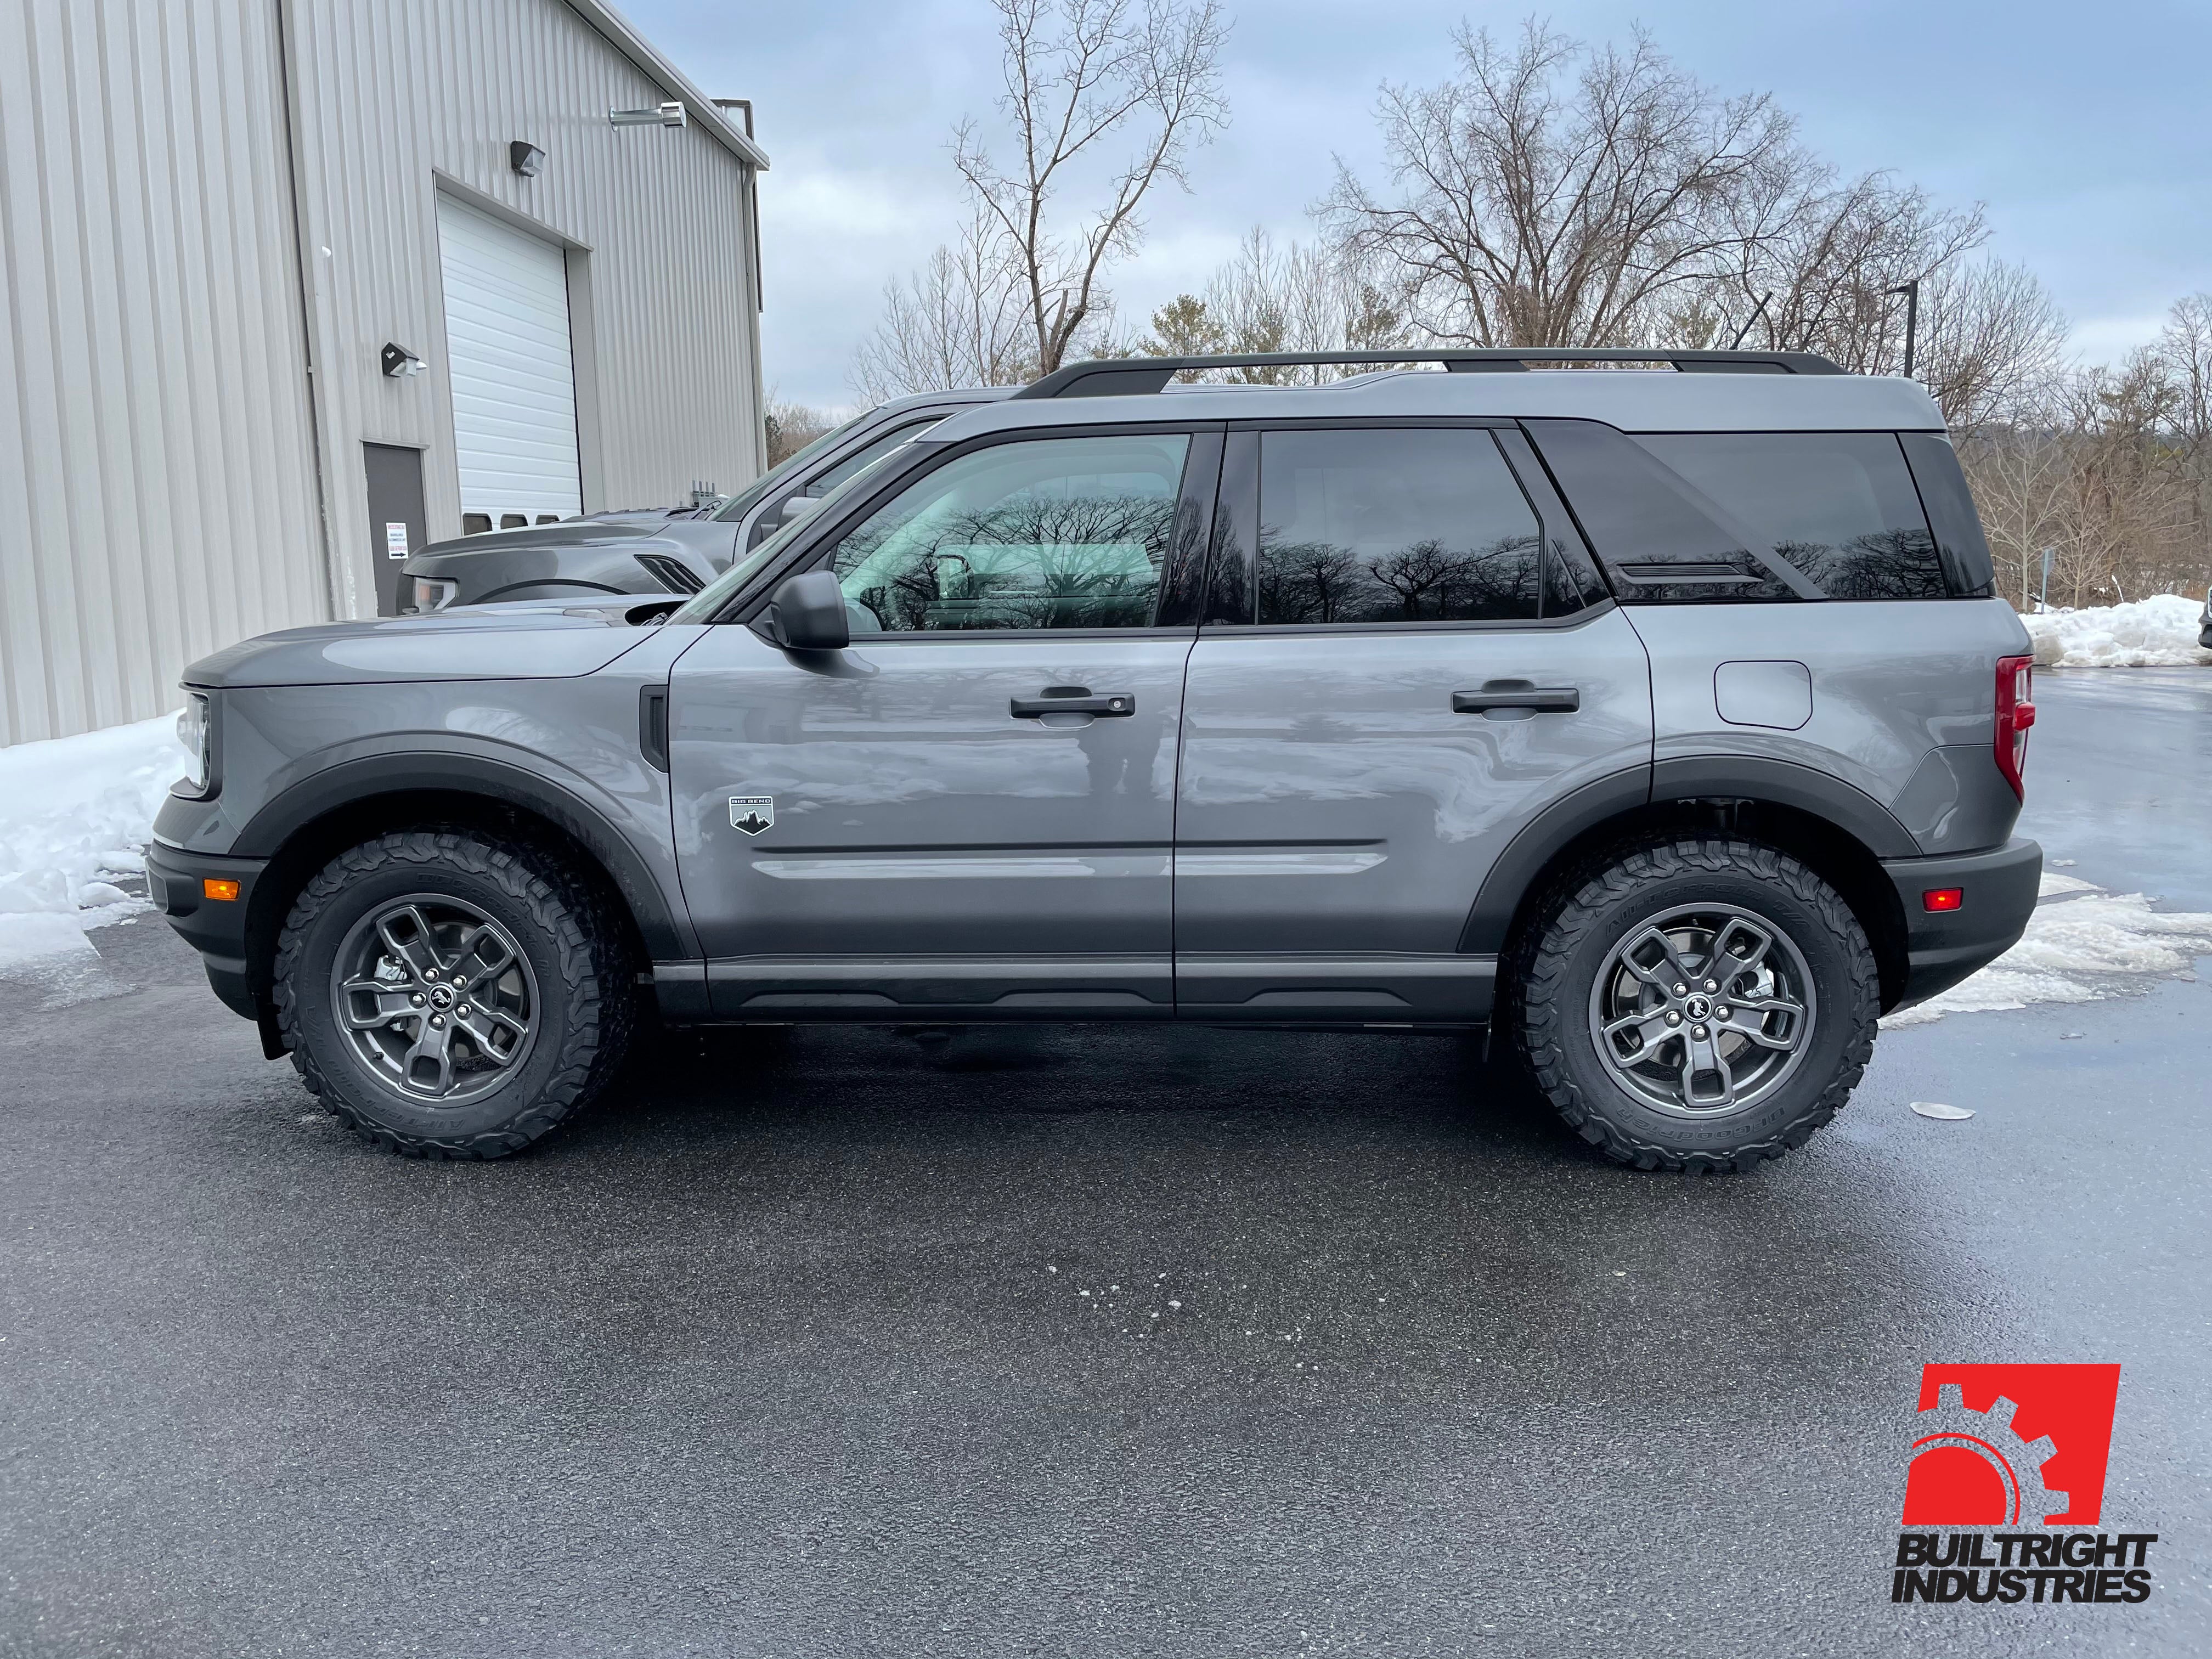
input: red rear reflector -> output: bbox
[1993,654,2034,800]
[202,878,240,901]
[1923,888,1964,912]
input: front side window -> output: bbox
[830,434,1189,632]
[1254,430,1545,624]
[1632,432,1947,600]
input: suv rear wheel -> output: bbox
[1510,836,1878,1172]
[272,830,634,1158]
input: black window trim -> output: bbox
[713,419,1228,637]
[1195,415,1608,634]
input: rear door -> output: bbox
[669,426,1218,1019]
[1172,423,1652,1023]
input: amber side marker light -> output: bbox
[202,878,241,902]
[1923,888,1965,913]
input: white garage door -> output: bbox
[436,195,582,522]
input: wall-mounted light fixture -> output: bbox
[381,342,427,379]
[509,140,546,177]
[610,100,685,128]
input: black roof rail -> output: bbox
[1013,347,1848,399]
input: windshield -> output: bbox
[710,411,870,522]
[672,439,926,623]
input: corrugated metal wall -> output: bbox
[0,0,764,745]
[283,0,763,622]
[0,0,325,746]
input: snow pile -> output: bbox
[1885,871,2212,1027]
[0,713,187,985]
[2022,594,2210,668]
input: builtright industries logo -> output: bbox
[1891,1363,2159,1605]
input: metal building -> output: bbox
[0,0,769,746]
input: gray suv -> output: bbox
[149,348,2042,1172]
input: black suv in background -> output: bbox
[399,388,1011,611]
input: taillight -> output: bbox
[1994,654,2034,799]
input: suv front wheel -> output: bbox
[272,830,634,1158]
[1510,836,1879,1172]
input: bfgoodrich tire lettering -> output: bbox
[273,830,633,1158]
[1510,836,1878,1172]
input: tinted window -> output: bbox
[1255,430,1544,624]
[1633,432,1946,600]
[831,434,1188,631]
[1899,433,1996,597]
[1523,417,1797,602]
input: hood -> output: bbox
[411,518,668,560]
[183,599,659,690]
[405,516,736,578]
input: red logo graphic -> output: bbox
[1901,1364,2121,1527]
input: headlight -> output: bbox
[175,692,213,796]
[412,577,460,612]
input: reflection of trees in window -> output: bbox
[1776,531,1946,600]
[837,490,1174,630]
[1257,529,1542,623]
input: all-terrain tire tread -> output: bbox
[1508,836,1879,1173]
[270,830,633,1159]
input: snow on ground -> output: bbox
[1883,871,2212,1028]
[0,713,186,997]
[2023,594,2211,669]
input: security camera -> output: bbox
[609,101,685,128]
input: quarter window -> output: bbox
[1255,429,1545,624]
[830,434,1188,631]
[1632,432,1948,600]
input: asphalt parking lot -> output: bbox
[3,672,2207,1658]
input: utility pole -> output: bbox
[1887,279,1921,379]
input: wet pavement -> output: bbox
[2,670,2206,1658]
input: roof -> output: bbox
[567,0,770,170]
[929,366,1948,441]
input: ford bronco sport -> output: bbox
[149,348,2042,1171]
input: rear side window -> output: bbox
[1526,420,1955,601]
[1634,432,1947,600]
[1899,433,1997,597]
[1252,429,1547,624]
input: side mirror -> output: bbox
[757,570,849,651]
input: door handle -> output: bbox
[1011,686,1136,719]
[1452,682,1580,715]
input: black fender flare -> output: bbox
[233,750,691,960]
[1458,757,1916,955]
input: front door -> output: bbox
[1173,425,1654,1022]
[669,428,1212,1019]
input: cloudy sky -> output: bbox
[625,0,2212,411]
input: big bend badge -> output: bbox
[728,795,775,837]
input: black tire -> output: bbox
[272,830,634,1158]
[1507,836,1878,1173]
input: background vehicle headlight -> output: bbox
[175,692,213,795]
[412,577,460,612]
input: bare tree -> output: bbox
[1320,21,1802,347]
[953,0,1229,377]
[1136,228,1415,380]
[763,398,838,466]
[850,210,1037,401]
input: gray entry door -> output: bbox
[668,429,1206,1020]
[363,443,427,617]
[1172,426,1654,1022]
